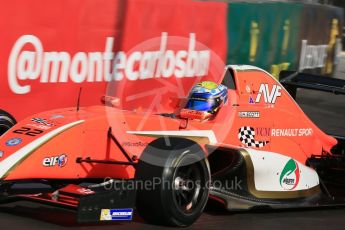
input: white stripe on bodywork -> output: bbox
[227,65,265,72]
[0,120,84,179]
[127,130,217,144]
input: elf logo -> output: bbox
[43,154,68,167]
[279,158,300,190]
[255,84,282,104]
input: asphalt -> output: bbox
[1,201,345,230]
[297,87,345,136]
[0,64,344,229]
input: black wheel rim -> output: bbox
[172,155,206,214]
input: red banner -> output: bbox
[0,0,227,119]
[111,0,227,112]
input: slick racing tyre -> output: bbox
[135,137,210,227]
[0,110,16,136]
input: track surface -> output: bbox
[0,65,344,229]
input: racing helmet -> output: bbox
[180,81,228,120]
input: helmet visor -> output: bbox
[185,99,215,112]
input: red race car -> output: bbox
[0,65,344,227]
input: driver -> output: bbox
[180,81,228,121]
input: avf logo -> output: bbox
[255,84,282,104]
[43,154,68,167]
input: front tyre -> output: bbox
[135,138,210,227]
[0,110,16,136]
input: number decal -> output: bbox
[26,129,44,136]
[13,127,44,136]
[13,127,31,134]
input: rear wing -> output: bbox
[279,71,345,99]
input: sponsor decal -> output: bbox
[238,111,260,118]
[255,84,281,104]
[31,118,54,127]
[50,115,64,120]
[122,141,148,147]
[6,138,22,147]
[299,40,328,71]
[246,85,251,93]
[26,123,51,130]
[13,127,44,136]
[238,127,313,148]
[0,121,84,179]
[255,127,271,137]
[238,126,269,148]
[43,154,68,167]
[245,127,313,137]
[179,108,211,121]
[279,158,300,190]
[100,208,133,221]
[8,33,210,94]
[77,188,95,195]
[249,96,255,104]
[271,128,313,137]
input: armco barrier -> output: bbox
[298,4,344,75]
[226,2,343,79]
[227,2,303,78]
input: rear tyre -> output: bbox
[135,137,210,227]
[0,110,16,136]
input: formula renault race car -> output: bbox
[0,65,345,227]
